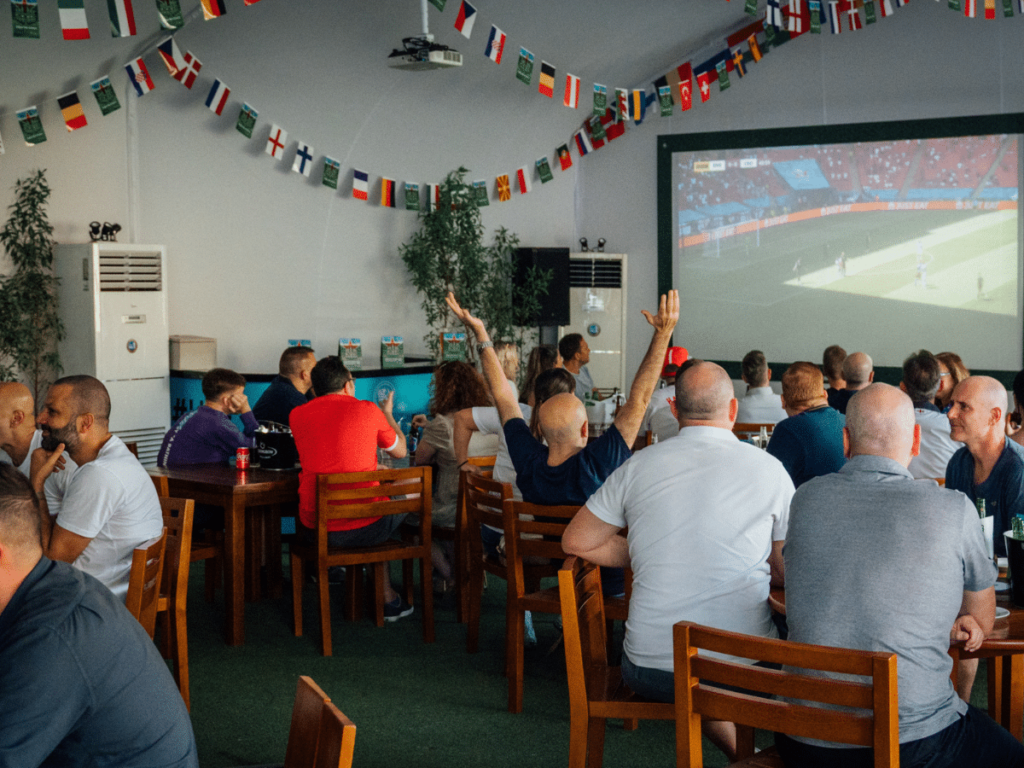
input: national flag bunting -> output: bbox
[614,88,628,121]
[984,0,995,17]
[157,37,187,76]
[11,0,40,39]
[716,61,730,91]
[156,0,184,29]
[381,178,396,207]
[584,117,605,151]
[696,71,712,102]
[657,85,673,116]
[788,0,807,32]
[749,34,763,61]
[516,48,534,84]
[516,166,532,195]
[353,170,369,200]
[564,74,580,109]
[201,0,226,19]
[536,157,553,183]
[879,0,894,14]
[293,142,314,177]
[266,124,287,159]
[107,0,136,37]
[766,0,785,25]
[729,49,747,78]
[472,181,489,207]
[538,62,555,98]
[496,174,511,202]
[426,183,441,212]
[90,76,121,115]
[574,130,592,157]
[236,103,258,138]
[844,0,863,28]
[454,0,476,38]
[485,25,505,63]
[58,0,90,40]
[601,109,625,140]
[57,91,87,131]
[173,53,201,88]
[428,0,445,9]
[630,89,646,124]
[405,183,420,211]
[125,58,154,96]
[556,144,572,170]
[17,107,46,145]
[964,0,977,14]
[206,79,230,115]
[593,84,607,116]
[828,0,842,32]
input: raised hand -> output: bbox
[445,292,489,341]
[639,289,679,335]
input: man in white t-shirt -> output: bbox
[901,350,961,480]
[0,382,78,499]
[29,375,163,599]
[563,361,794,763]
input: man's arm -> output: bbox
[612,290,679,447]
[958,586,996,636]
[29,444,94,563]
[445,293,524,426]
[379,392,408,459]
[562,506,630,568]
[768,540,785,587]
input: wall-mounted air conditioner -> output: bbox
[559,253,627,394]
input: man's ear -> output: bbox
[869,371,875,383]
[899,381,907,393]
[843,427,852,459]
[11,409,25,427]
[911,423,921,458]
[78,413,94,433]
[728,398,738,423]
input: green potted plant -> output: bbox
[0,169,64,401]
[399,167,550,372]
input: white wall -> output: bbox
[0,0,1021,377]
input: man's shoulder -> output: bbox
[3,560,87,641]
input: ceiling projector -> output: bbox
[388,35,463,71]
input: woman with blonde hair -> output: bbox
[935,352,969,413]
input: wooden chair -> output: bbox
[463,472,515,653]
[125,529,168,638]
[150,474,222,602]
[559,557,674,768]
[315,701,358,768]
[283,676,332,768]
[157,496,195,710]
[503,498,630,714]
[673,621,899,768]
[731,422,776,442]
[290,466,434,656]
[454,455,497,623]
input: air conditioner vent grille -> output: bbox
[569,259,622,288]
[99,254,162,292]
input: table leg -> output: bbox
[266,504,283,599]
[245,507,263,602]
[224,497,246,646]
[990,656,1003,726]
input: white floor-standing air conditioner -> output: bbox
[54,243,170,466]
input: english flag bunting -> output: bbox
[108,0,136,37]
[516,166,531,194]
[788,0,806,32]
[293,142,314,177]
[538,62,555,98]
[266,125,287,159]
[206,79,230,115]
[157,37,187,76]
[57,91,88,131]
[454,0,476,38]
[353,170,369,200]
[125,58,154,96]
[173,53,201,89]
[58,0,89,40]
[564,74,580,109]
[201,0,226,20]
[484,25,505,63]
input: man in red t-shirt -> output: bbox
[289,356,410,620]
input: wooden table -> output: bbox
[149,463,299,646]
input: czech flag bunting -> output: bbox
[454,0,476,38]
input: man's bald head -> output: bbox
[842,352,874,389]
[0,463,42,559]
[537,392,588,446]
[0,382,33,416]
[948,375,1008,448]
[845,383,917,465]
[674,361,735,426]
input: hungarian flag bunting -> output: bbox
[173,53,201,89]
[516,48,534,84]
[574,130,592,157]
[381,179,396,207]
[696,71,713,102]
[485,25,505,63]
[676,63,693,111]
[265,124,287,159]
[564,74,580,109]
[614,88,629,121]
[156,0,184,29]
[157,37,187,76]
[538,62,555,98]
[125,58,154,97]
[292,142,314,177]
[428,0,445,10]
[206,79,230,115]
[11,0,40,39]
[556,143,573,170]
[593,84,607,116]
[496,174,511,202]
[748,34,763,61]
[353,170,369,200]
[404,183,420,211]
[236,103,258,138]
[516,167,532,195]
[16,107,46,145]
[90,75,120,115]
[536,157,553,183]
[108,0,137,37]
[472,181,489,207]
[58,91,88,131]
[453,0,476,38]
[201,0,226,20]
[58,0,90,40]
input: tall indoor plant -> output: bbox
[0,169,64,401]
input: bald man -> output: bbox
[0,381,77,503]
[831,350,874,415]
[563,361,794,762]
[30,375,163,599]
[780,384,1021,768]
[945,375,1024,559]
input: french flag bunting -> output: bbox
[292,142,314,177]
[454,0,476,38]
[563,74,580,109]
[516,166,531,194]
[574,130,592,157]
[353,170,369,200]
[108,0,136,37]
[125,58,154,96]
[484,25,505,63]
[265,124,287,159]
[157,37,187,76]
[58,0,90,40]
[205,79,230,115]
[173,53,201,89]
[828,0,842,31]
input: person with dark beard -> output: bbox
[29,375,162,600]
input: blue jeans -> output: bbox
[775,704,1024,768]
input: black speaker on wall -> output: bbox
[515,247,571,326]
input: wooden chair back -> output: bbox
[125,441,139,458]
[158,497,194,708]
[503,498,578,601]
[462,472,514,652]
[151,473,170,497]
[283,676,332,768]
[673,621,899,768]
[452,454,496,623]
[314,701,358,768]
[732,422,776,440]
[467,454,497,470]
[125,528,168,638]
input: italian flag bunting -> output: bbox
[107,0,136,37]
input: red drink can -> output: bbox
[236,447,250,470]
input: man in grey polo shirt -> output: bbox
[780,383,1022,768]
